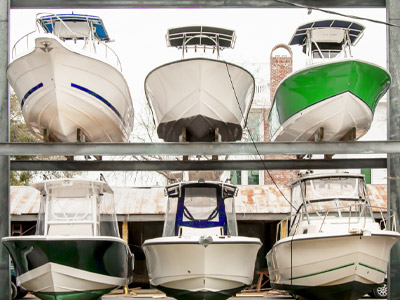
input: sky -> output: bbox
[8,7,389,186]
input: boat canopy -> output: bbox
[34,178,119,237]
[37,13,110,42]
[167,26,236,49]
[289,19,365,46]
[162,181,238,237]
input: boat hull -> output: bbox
[2,236,134,300]
[145,58,255,142]
[267,233,398,300]
[7,35,134,142]
[268,59,391,142]
[143,236,261,300]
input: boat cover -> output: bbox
[38,14,110,41]
[167,25,236,48]
[289,19,365,46]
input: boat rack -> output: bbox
[3,140,395,171]
[2,1,400,299]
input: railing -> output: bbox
[11,13,123,72]
[276,203,397,240]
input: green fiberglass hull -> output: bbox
[3,236,134,300]
[268,59,391,142]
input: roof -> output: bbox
[9,184,387,216]
[167,26,236,49]
[289,19,365,46]
[38,14,110,41]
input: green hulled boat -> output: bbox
[269,20,391,142]
[2,179,134,300]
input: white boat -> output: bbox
[145,26,255,142]
[143,181,262,300]
[3,178,134,300]
[267,173,400,300]
[8,13,134,142]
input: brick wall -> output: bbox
[264,44,297,185]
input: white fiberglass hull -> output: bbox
[18,262,126,293]
[267,232,399,300]
[144,58,255,142]
[143,236,261,300]
[3,235,134,300]
[7,35,134,142]
[272,91,372,142]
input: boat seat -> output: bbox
[179,226,223,237]
[47,223,93,236]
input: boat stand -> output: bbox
[179,127,221,161]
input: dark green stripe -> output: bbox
[290,263,355,280]
[359,263,386,274]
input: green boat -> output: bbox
[2,179,134,300]
[268,20,391,142]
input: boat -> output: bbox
[144,26,255,142]
[7,13,134,142]
[143,180,262,300]
[2,178,134,300]
[268,20,391,142]
[266,173,400,300]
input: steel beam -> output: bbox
[0,141,399,156]
[9,0,385,9]
[0,1,10,299]
[387,1,400,299]
[10,158,386,171]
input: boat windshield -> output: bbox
[304,176,361,201]
[37,14,110,41]
[162,182,238,237]
[35,179,119,237]
[291,175,372,219]
[183,188,219,222]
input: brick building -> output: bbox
[264,44,298,185]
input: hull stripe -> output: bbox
[358,263,386,274]
[290,263,355,280]
[71,83,124,123]
[21,82,44,108]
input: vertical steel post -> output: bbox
[0,0,10,299]
[387,1,400,299]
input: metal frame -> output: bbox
[1,1,399,300]
[9,0,386,9]
[9,158,388,171]
[0,140,399,156]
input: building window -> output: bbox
[230,171,241,185]
[248,170,259,185]
[361,169,371,184]
[246,112,261,142]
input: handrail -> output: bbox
[11,30,36,59]
[284,203,396,236]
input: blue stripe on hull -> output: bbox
[21,82,44,108]
[71,83,124,123]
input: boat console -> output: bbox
[163,181,238,237]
